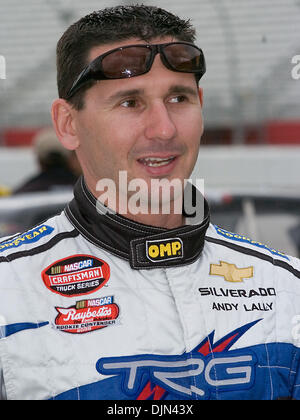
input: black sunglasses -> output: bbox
[65,42,206,99]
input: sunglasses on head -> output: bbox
[65,41,206,99]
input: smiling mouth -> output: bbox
[138,156,176,167]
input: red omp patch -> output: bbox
[42,255,110,297]
[54,295,119,334]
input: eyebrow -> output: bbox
[105,84,198,104]
[105,88,145,104]
[166,84,199,97]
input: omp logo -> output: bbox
[146,238,183,262]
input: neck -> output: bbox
[125,211,184,229]
[85,177,186,229]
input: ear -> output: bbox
[198,87,204,107]
[51,98,80,150]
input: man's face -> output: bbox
[72,37,204,209]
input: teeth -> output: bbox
[139,156,175,167]
[144,157,173,162]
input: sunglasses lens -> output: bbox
[164,44,204,73]
[101,46,151,78]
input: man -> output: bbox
[0,5,300,400]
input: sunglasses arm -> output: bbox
[66,65,94,99]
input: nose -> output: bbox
[144,101,177,141]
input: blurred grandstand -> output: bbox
[0,0,300,190]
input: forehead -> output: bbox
[88,36,177,62]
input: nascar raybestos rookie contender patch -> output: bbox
[54,295,119,334]
[41,254,110,297]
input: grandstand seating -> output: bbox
[0,0,300,143]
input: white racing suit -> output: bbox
[0,177,300,400]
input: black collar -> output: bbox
[65,177,210,269]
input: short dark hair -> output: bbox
[56,4,197,110]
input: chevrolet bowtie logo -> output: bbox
[210,261,253,283]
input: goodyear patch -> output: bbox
[0,225,54,253]
[146,238,183,262]
[214,225,289,260]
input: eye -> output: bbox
[120,98,137,108]
[169,95,187,104]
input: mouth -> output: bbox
[136,155,179,177]
[137,156,176,167]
